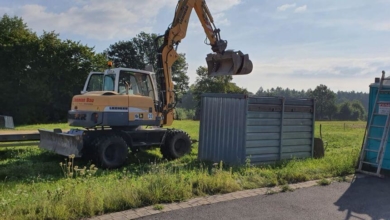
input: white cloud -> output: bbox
[372,22,390,31]
[7,0,241,41]
[294,5,307,13]
[16,1,166,40]
[277,3,296,11]
[276,3,307,13]
[254,57,389,76]
[299,17,390,33]
[186,1,241,35]
[211,13,231,26]
[200,0,241,27]
[206,0,242,13]
[188,12,232,31]
[231,56,390,93]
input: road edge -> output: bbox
[87,174,359,220]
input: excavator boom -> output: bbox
[156,0,253,125]
[169,0,253,76]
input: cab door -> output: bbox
[81,72,104,94]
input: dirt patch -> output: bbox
[0,130,39,134]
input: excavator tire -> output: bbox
[80,132,100,161]
[161,129,192,160]
[93,134,128,169]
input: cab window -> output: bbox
[103,74,115,91]
[118,70,155,99]
[86,73,103,91]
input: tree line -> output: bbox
[255,85,368,121]
[0,15,107,124]
[0,14,369,124]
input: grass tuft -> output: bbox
[280,184,294,192]
[265,189,277,195]
[317,178,332,186]
[153,204,164,210]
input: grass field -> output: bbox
[0,120,366,220]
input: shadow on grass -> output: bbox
[0,146,210,183]
[120,149,216,177]
[0,147,68,182]
[1,144,271,186]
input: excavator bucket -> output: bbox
[38,129,84,157]
[206,50,253,77]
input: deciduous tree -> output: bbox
[0,15,106,124]
[192,66,248,106]
[104,32,189,96]
[309,84,337,120]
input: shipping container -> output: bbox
[198,93,316,165]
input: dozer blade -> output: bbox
[38,129,84,157]
[206,50,253,77]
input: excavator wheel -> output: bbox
[160,129,192,160]
[80,132,100,161]
[93,135,129,169]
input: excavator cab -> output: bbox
[206,50,253,77]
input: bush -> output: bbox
[174,108,195,120]
[334,100,366,121]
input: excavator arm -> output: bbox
[155,0,253,126]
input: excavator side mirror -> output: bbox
[206,50,253,77]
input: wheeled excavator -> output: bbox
[38,0,253,168]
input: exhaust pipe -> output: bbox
[206,50,253,77]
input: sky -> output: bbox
[1,0,390,94]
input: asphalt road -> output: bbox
[139,175,390,220]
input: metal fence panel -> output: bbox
[198,94,315,166]
[280,98,315,161]
[244,97,283,163]
[245,96,315,164]
[198,94,247,165]
[246,125,280,133]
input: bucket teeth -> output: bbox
[206,50,253,77]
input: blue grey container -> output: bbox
[365,76,390,170]
[198,93,316,165]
